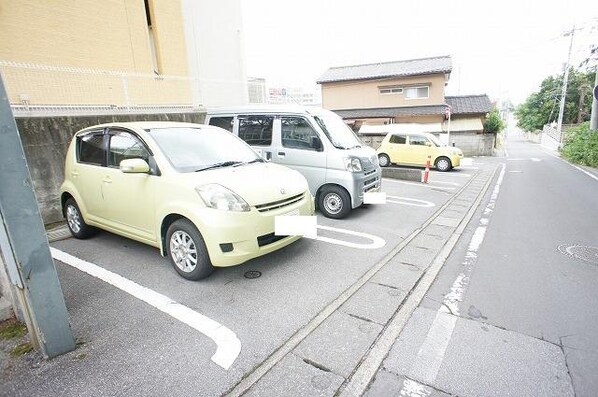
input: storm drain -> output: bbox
[558,244,598,265]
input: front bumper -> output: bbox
[192,191,315,267]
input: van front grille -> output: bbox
[255,193,304,213]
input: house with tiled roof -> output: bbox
[317,56,496,155]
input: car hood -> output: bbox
[175,162,309,206]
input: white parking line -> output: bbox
[403,163,506,389]
[382,178,456,191]
[307,225,386,249]
[50,248,241,370]
[386,195,435,208]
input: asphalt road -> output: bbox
[1,163,485,396]
[371,131,598,396]
[5,132,595,397]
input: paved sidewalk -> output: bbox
[230,164,499,396]
[1,163,499,397]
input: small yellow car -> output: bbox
[376,131,463,171]
[60,122,314,280]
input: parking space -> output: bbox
[17,164,483,396]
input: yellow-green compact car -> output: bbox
[376,132,463,171]
[60,122,314,280]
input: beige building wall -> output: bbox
[0,0,191,106]
[321,73,447,110]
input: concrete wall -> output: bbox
[321,73,447,110]
[448,131,495,156]
[16,112,206,225]
[359,131,495,156]
[0,0,191,106]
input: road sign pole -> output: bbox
[0,75,75,357]
[590,73,598,131]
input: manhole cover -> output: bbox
[558,244,598,265]
[244,270,262,279]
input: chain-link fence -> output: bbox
[0,61,200,117]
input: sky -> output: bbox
[240,0,598,105]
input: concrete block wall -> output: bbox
[360,132,495,156]
[16,111,206,225]
[448,132,495,156]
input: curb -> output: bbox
[382,167,422,182]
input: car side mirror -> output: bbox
[424,141,432,147]
[120,158,150,174]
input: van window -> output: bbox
[409,135,428,146]
[208,116,234,132]
[238,116,273,146]
[281,117,321,151]
[389,134,406,144]
[77,131,105,165]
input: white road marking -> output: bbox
[541,149,598,182]
[429,180,460,186]
[461,158,473,166]
[382,178,456,191]
[387,195,435,208]
[531,157,541,162]
[399,378,432,396]
[307,225,386,249]
[402,163,506,391]
[50,248,241,370]
[509,170,523,173]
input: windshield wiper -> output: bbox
[195,161,241,172]
[232,158,264,167]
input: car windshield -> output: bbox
[148,127,261,172]
[313,114,363,150]
[428,134,443,147]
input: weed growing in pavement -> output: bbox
[10,342,33,357]
[0,320,27,340]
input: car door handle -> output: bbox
[102,177,112,184]
[70,171,79,177]
[277,151,286,158]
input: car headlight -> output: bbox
[195,184,250,212]
[344,157,362,172]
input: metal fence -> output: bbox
[0,61,200,117]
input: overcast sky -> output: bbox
[241,0,598,104]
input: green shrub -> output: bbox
[562,123,598,167]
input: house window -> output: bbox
[405,86,429,100]
[379,86,403,95]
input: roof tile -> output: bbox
[317,56,452,83]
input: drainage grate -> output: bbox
[46,226,72,242]
[558,244,598,265]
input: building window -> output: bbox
[379,86,403,95]
[144,0,161,74]
[405,86,429,100]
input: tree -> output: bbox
[483,108,505,133]
[515,69,595,132]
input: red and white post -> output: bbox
[423,155,431,184]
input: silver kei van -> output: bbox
[205,105,382,219]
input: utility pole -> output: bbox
[591,71,598,131]
[557,25,575,143]
[0,75,75,358]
